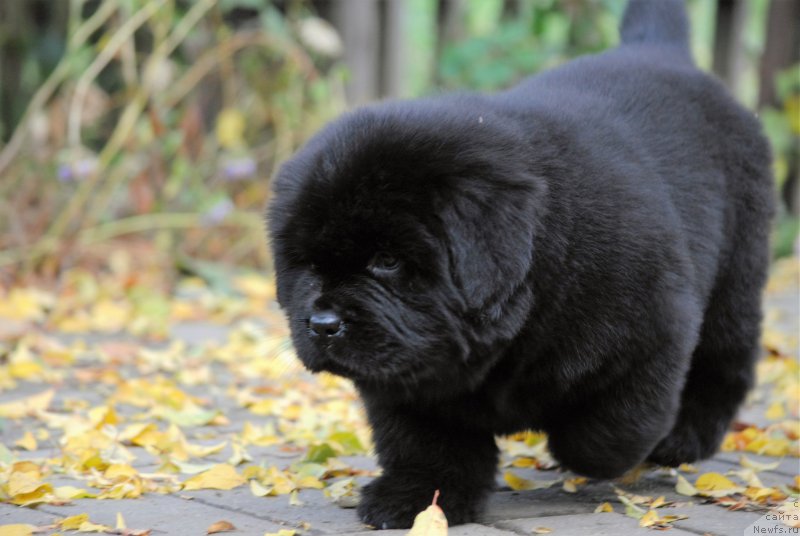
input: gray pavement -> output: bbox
[0,275,798,536]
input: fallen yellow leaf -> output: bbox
[675,474,699,496]
[183,464,246,491]
[14,431,37,451]
[594,502,614,513]
[8,470,49,496]
[745,485,786,502]
[0,525,34,536]
[243,466,296,495]
[183,439,227,459]
[650,496,668,508]
[53,486,94,500]
[502,471,559,491]
[105,464,138,479]
[617,495,646,519]
[88,405,119,428]
[638,508,687,528]
[766,401,786,420]
[562,476,587,493]
[406,490,448,536]
[0,389,54,419]
[228,442,252,466]
[249,479,271,497]
[8,361,43,380]
[740,455,781,472]
[57,514,89,530]
[77,520,112,532]
[677,463,698,473]
[0,288,48,321]
[207,520,236,534]
[639,510,660,528]
[503,470,530,491]
[694,472,745,497]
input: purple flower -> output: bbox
[56,157,98,182]
[202,198,234,225]
[221,156,256,181]
[57,164,73,182]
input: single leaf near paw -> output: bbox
[676,472,746,498]
[694,472,746,497]
[406,490,448,536]
[675,474,699,496]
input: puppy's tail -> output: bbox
[620,0,692,59]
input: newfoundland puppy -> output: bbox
[268,0,774,528]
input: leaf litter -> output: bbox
[0,254,797,533]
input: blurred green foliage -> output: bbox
[431,0,797,258]
[437,0,621,92]
[0,0,347,278]
[0,0,796,281]
[761,64,800,258]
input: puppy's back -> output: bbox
[492,0,772,306]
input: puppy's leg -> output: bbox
[546,367,682,479]
[648,272,765,466]
[356,394,498,529]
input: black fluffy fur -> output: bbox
[268,0,774,528]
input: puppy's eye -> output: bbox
[368,252,400,275]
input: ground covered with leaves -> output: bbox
[0,255,798,536]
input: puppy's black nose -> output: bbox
[308,310,344,337]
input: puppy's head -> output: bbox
[268,98,544,397]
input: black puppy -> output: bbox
[268,0,774,528]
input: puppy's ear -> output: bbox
[440,177,542,314]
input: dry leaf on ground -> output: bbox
[407,490,448,536]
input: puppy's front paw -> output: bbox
[648,418,726,467]
[357,476,478,529]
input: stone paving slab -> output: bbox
[0,503,56,526]
[495,512,699,535]
[183,485,370,534]
[338,524,519,536]
[16,495,289,535]
[667,503,763,536]
[479,488,600,522]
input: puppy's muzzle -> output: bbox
[308,310,344,338]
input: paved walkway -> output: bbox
[0,261,798,536]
